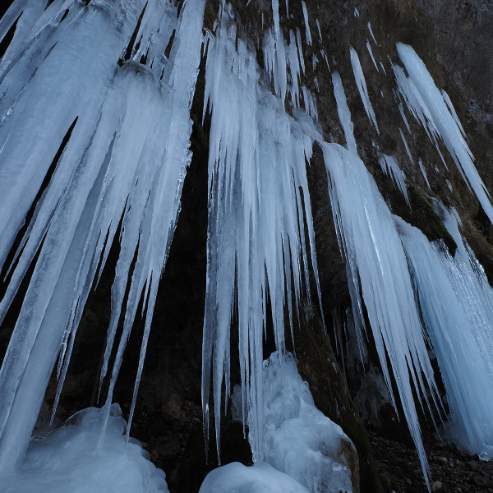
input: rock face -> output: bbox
[3,1,491,492]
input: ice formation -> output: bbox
[378,154,410,205]
[366,41,380,73]
[0,0,205,471]
[0,1,493,491]
[260,353,354,493]
[202,12,322,461]
[207,352,354,493]
[325,72,441,485]
[199,462,309,493]
[3,405,169,493]
[398,210,493,458]
[350,47,379,132]
[394,43,493,222]
[418,158,432,190]
[322,142,438,485]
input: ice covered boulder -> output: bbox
[260,352,356,493]
[1,405,168,493]
[230,352,357,493]
[198,462,309,493]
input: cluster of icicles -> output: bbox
[0,0,493,490]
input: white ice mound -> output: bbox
[261,352,355,493]
[199,462,309,493]
[1,405,168,493]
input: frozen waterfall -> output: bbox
[0,1,493,492]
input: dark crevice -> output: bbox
[59,9,69,23]
[119,2,148,65]
[0,0,15,21]
[164,30,176,59]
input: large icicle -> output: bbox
[394,43,493,223]
[322,142,439,486]
[325,73,441,487]
[398,211,493,459]
[0,0,205,471]
[203,14,323,463]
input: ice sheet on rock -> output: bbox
[203,16,323,463]
[397,213,493,459]
[199,462,309,493]
[394,43,493,222]
[259,352,354,493]
[378,154,410,205]
[1,405,168,493]
[0,0,205,470]
[350,47,379,132]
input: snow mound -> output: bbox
[1,405,168,493]
[199,462,309,493]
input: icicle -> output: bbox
[366,40,380,72]
[368,22,377,44]
[203,15,323,463]
[398,103,411,132]
[418,159,432,190]
[349,47,379,132]
[315,19,322,43]
[0,0,205,471]
[397,211,493,459]
[378,154,410,205]
[325,74,440,487]
[301,1,312,46]
[322,143,438,487]
[395,43,493,223]
[399,128,414,163]
[331,72,357,154]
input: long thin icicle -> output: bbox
[350,47,379,132]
